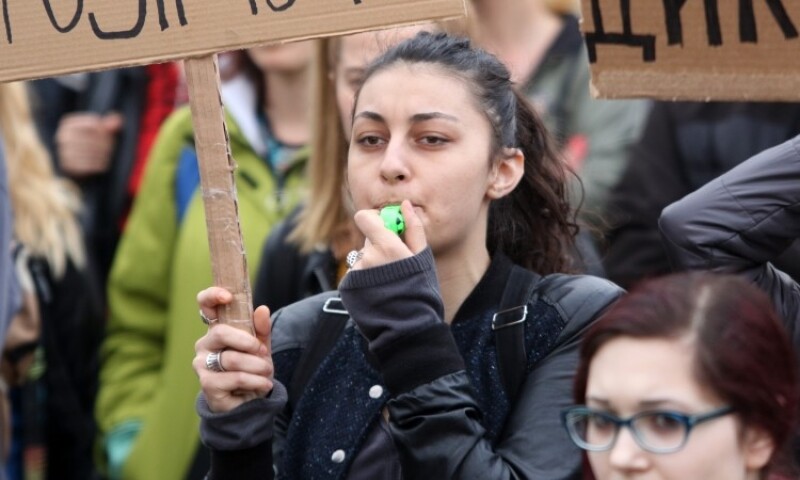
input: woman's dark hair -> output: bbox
[575,272,799,477]
[355,32,577,274]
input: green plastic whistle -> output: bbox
[380,205,405,235]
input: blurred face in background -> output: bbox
[247,40,313,73]
[333,26,424,135]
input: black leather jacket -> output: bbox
[199,250,623,479]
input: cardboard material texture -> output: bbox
[580,0,800,101]
[0,0,464,83]
[184,55,260,336]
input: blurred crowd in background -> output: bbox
[2,0,800,479]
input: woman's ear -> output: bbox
[742,426,775,471]
[487,148,524,200]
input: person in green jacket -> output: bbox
[95,42,312,480]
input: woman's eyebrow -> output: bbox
[354,111,385,123]
[353,111,459,124]
[638,399,693,411]
[586,396,611,407]
[410,112,459,123]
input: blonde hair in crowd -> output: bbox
[0,82,85,278]
[289,38,350,253]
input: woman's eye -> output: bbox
[588,413,615,431]
[420,135,448,146]
[357,135,384,147]
[645,413,684,432]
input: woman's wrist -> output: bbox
[339,247,443,351]
[197,380,287,451]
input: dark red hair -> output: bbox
[575,272,800,477]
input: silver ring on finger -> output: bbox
[206,350,226,372]
[200,309,218,326]
[346,250,364,269]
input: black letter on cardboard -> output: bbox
[250,0,295,14]
[42,0,83,33]
[2,0,11,43]
[585,0,656,63]
[156,0,187,31]
[663,0,722,46]
[89,0,146,39]
[266,0,295,12]
[739,0,798,42]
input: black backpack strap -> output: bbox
[493,266,540,402]
[287,297,350,411]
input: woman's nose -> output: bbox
[379,140,409,183]
[608,427,650,472]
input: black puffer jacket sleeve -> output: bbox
[339,250,623,479]
[604,103,800,288]
[659,134,800,343]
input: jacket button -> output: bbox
[331,449,346,463]
[369,385,383,399]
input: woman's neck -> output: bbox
[434,244,491,325]
[474,0,564,84]
[262,68,310,145]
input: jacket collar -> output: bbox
[452,252,514,326]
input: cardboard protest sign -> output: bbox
[0,0,464,82]
[0,0,465,333]
[580,0,800,100]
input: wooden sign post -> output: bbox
[183,55,257,333]
[1,0,466,332]
[580,0,800,100]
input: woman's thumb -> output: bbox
[401,200,427,254]
[253,305,272,354]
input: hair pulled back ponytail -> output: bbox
[488,90,577,274]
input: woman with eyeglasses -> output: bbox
[562,272,800,480]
